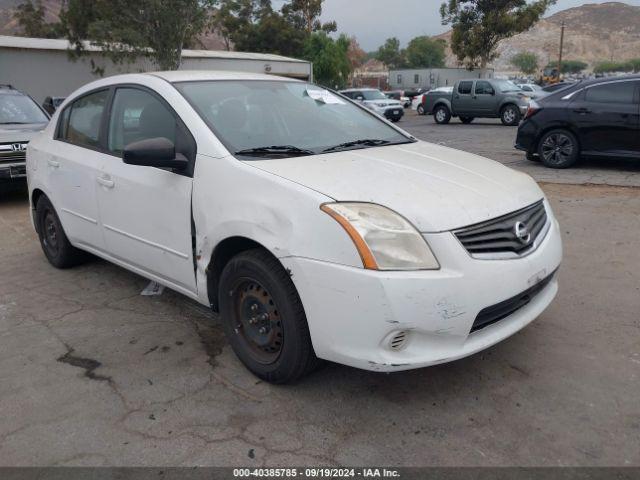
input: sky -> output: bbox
[296,0,640,51]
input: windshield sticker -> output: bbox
[306,89,345,105]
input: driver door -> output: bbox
[96,86,197,295]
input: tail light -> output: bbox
[525,100,541,119]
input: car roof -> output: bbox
[150,70,300,83]
[340,88,378,92]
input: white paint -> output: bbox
[27,71,563,373]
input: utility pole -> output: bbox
[557,21,565,81]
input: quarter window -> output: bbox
[458,81,473,95]
[585,82,637,104]
[60,90,109,148]
[108,88,177,155]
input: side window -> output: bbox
[397,74,402,84]
[475,81,494,95]
[108,88,177,155]
[585,82,636,104]
[458,81,473,95]
[61,90,109,148]
[414,74,420,84]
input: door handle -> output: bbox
[97,176,115,189]
[573,108,591,114]
[47,159,60,168]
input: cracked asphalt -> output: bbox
[0,115,639,466]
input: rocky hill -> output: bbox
[437,2,640,72]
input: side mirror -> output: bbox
[356,96,365,101]
[123,137,188,170]
[489,90,496,96]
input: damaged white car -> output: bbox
[27,71,562,383]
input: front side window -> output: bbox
[585,82,637,104]
[108,88,176,155]
[175,81,412,158]
[475,81,494,95]
[0,93,49,125]
[61,90,109,148]
[458,81,473,95]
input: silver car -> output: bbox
[340,88,404,122]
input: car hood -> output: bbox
[0,123,47,143]
[249,141,544,232]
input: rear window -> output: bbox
[458,81,473,95]
[585,82,637,104]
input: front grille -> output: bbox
[454,200,548,258]
[471,270,557,333]
[0,142,27,164]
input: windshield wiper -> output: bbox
[322,139,395,153]
[234,145,315,157]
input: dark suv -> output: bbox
[0,84,50,185]
[515,76,640,168]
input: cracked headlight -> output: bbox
[321,203,440,271]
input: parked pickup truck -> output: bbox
[421,79,531,126]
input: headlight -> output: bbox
[375,102,388,107]
[321,203,439,271]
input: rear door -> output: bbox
[453,81,474,115]
[96,86,197,294]
[49,89,110,251]
[571,80,639,157]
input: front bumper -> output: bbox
[0,162,27,182]
[282,204,562,372]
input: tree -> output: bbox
[303,32,350,89]
[511,51,539,75]
[346,36,367,71]
[375,37,405,69]
[404,36,446,68]
[282,0,336,33]
[13,0,62,38]
[62,0,218,71]
[440,0,557,69]
[550,60,587,74]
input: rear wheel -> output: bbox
[416,104,425,115]
[460,116,474,124]
[35,195,88,269]
[501,104,521,126]
[434,105,451,124]
[538,129,579,169]
[218,249,319,384]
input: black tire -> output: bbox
[416,104,425,115]
[526,152,540,162]
[537,129,580,169]
[460,116,474,124]
[218,248,319,384]
[434,105,451,124]
[500,104,521,126]
[35,195,88,269]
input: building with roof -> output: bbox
[0,35,312,103]
[390,67,494,91]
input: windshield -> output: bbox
[494,80,522,93]
[0,93,49,124]
[175,81,412,158]
[361,90,387,101]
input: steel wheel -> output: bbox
[42,210,60,257]
[232,278,283,365]
[541,132,575,167]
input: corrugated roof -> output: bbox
[0,35,308,64]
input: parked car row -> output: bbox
[340,88,405,122]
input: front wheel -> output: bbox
[501,105,521,126]
[538,129,579,169]
[434,105,451,124]
[218,249,319,384]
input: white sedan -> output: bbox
[27,71,562,383]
